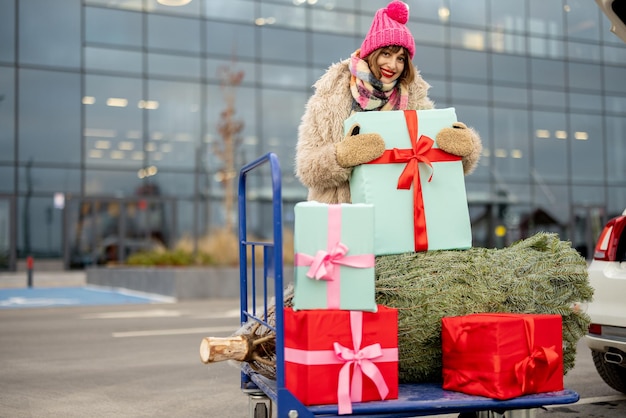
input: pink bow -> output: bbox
[298,242,372,281]
[334,311,389,415]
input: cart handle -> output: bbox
[237,152,286,389]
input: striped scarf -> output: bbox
[349,49,408,113]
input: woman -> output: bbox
[295,0,482,204]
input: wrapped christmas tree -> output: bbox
[201,232,594,384]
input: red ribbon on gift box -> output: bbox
[367,110,461,252]
[294,205,375,309]
[515,316,560,394]
[284,310,397,415]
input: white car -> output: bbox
[585,208,626,394]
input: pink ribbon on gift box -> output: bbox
[294,204,375,309]
[284,311,397,415]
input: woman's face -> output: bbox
[375,48,406,84]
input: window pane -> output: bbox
[311,8,357,35]
[261,27,306,64]
[0,168,14,193]
[204,0,255,23]
[19,0,80,68]
[204,84,257,169]
[0,67,15,162]
[205,21,255,59]
[531,58,565,89]
[528,2,564,37]
[17,197,64,257]
[450,82,488,105]
[568,41,602,63]
[570,113,604,182]
[493,108,530,182]
[604,66,626,94]
[260,89,307,167]
[413,45,446,79]
[85,170,142,196]
[85,0,142,12]
[150,171,195,197]
[148,53,201,80]
[609,187,626,216]
[449,0,486,27]
[534,184,569,225]
[528,36,565,59]
[409,22,446,47]
[0,0,15,63]
[85,6,142,48]
[490,32,526,55]
[566,0,601,41]
[205,58,257,84]
[261,3,306,30]
[568,62,602,92]
[532,111,568,182]
[147,80,201,168]
[491,54,527,85]
[606,116,626,186]
[450,50,488,81]
[603,45,626,65]
[85,47,143,75]
[18,167,81,194]
[532,89,566,109]
[312,33,357,66]
[493,86,528,107]
[569,93,603,112]
[260,63,307,88]
[148,14,201,54]
[450,28,488,52]
[490,0,526,33]
[605,95,626,114]
[19,69,81,164]
[453,104,489,181]
[147,0,200,16]
[84,75,143,169]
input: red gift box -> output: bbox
[284,306,398,415]
[442,313,563,400]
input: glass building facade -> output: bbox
[1,0,625,270]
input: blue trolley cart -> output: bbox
[237,153,579,418]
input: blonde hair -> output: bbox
[366,46,415,87]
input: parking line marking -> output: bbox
[112,326,236,338]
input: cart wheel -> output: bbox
[254,403,268,418]
[248,394,271,418]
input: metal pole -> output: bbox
[26,255,33,288]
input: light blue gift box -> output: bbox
[293,201,377,312]
[346,108,472,256]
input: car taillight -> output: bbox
[593,214,626,261]
[593,224,612,260]
[589,323,602,335]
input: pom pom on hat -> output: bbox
[360,0,415,59]
[386,0,409,24]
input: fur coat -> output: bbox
[295,59,462,204]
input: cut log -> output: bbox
[199,335,252,364]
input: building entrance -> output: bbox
[64,196,176,269]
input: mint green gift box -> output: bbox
[346,108,472,256]
[293,201,377,312]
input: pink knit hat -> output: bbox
[360,0,415,60]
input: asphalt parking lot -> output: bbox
[0,272,624,417]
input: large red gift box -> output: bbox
[442,313,563,400]
[284,306,398,414]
